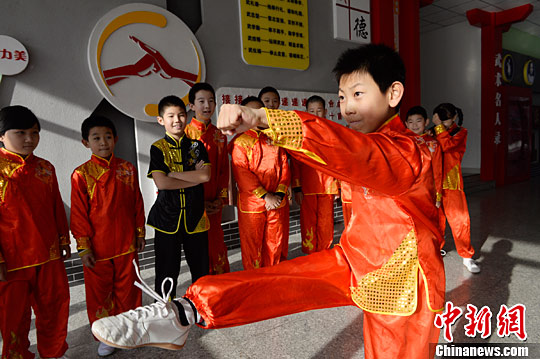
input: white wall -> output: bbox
[421,22,482,172]
[0,0,166,250]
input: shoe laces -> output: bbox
[126,259,175,320]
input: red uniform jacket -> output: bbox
[0,149,69,271]
[435,123,467,191]
[340,181,352,204]
[230,129,290,213]
[414,133,443,203]
[186,119,229,204]
[263,110,445,314]
[70,154,145,260]
[291,158,338,195]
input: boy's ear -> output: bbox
[82,139,90,148]
[189,103,196,112]
[387,81,404,108]
[114,136,119,144]
[323,109,328,118]
[157,116,164,126]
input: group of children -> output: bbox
[1,42,478,359]
[404,104,479,273]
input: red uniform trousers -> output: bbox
[439,189,474,258]
[238,201,290,270]
[342,201,353,228]
[300,194,335,254]
[0,259,69,359]
[83,252,142,327]
[208,210,230,275]
[186,246,440,359]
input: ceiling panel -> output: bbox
[420,0,540,37]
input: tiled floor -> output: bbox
[4,176,539,358]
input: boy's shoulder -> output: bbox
[231,131,258,151]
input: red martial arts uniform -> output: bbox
[70,154,145,326]
[411,132,445,240]
[0,148,70,359]
[291,158,338,254]
[229,129,290,270]
[339,180,353,228]
[187,111,444,359]
[186,118,230,274]
[434,123,474,258]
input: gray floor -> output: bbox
[4,176,540,358]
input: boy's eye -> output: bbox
[354,91,362,96]
[338,96,344,101]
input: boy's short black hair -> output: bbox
[81,116,117,141]
[306,95,325,110]
[188,82,215,104]
[333,43,406,97]
[158,95,187,117]
[258,86,280,101]
[406,106,427,121]
[241,96,264,107]
[0,105,41,136]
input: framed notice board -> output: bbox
[239,0,309,70]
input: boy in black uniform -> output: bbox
[147,95,211,298]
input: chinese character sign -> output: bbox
[240,0,310,70]
[216,87,344,126]
[333,0,371,44]
[0,35,29,76]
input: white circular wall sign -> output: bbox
[0,35,29,76]
[87,3,206,122]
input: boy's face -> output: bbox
[189,90,216,123]
[307,101,327,119]
[260,92,280,109]
[338,71,400,134]
[158,105,188,139]
[0,124,40,156]
[83,126,117,159]
[405,114,427,135]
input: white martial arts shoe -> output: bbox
[463,257,481,273]
[91,261,192,350]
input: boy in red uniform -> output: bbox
[292,95,338,254]
[229,96,290,270]
[258,86,280,110]
[93,44,444,359]
[405,106,444,239]
[185,83,230,275]
[432,103,479,273]
[0,106,71,359]
[70,115,146,357]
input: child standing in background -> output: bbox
[432,103,479,273]
[186,83,230,275]
[0,105,71,359]
[229,96,290,269]
[70,115,146,357]
[292,95,338,254]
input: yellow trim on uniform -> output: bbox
[76,237,92,251]
[276,183,288,194]
[136,226,146,238]
[253,186,268,198]
[350,230,419,316]
[434,124,446,136]
[262,109,327,165]
[78,249,92,258]
[443,165,461,191]
[419,264,444,313]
